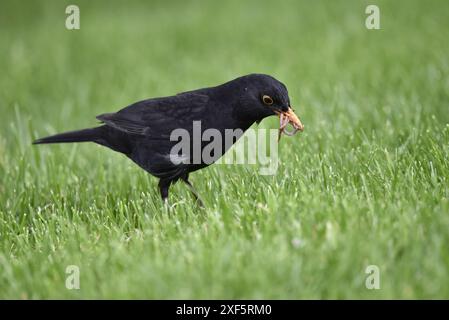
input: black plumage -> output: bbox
[34,74,303,205]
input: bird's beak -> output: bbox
[275,107,304,140]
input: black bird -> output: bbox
[34,74,304,205]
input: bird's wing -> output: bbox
[96,92,210,136]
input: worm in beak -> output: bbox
[276,107,304,141]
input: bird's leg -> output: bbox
[158,179,171,205]
[181,176,205,208]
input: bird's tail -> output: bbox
[33,127,102,145]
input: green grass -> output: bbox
[1,0,449,299]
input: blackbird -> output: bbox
[34,74,304,205]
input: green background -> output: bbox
[0,0,448,298]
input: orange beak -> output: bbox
[275,107,304,141]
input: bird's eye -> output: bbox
[262,95,274,106]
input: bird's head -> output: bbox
[234,74,304,137]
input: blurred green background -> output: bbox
[0,0,448,298]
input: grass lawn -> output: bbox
[0,0,448,299]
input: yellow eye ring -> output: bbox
[262,95,273,106]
